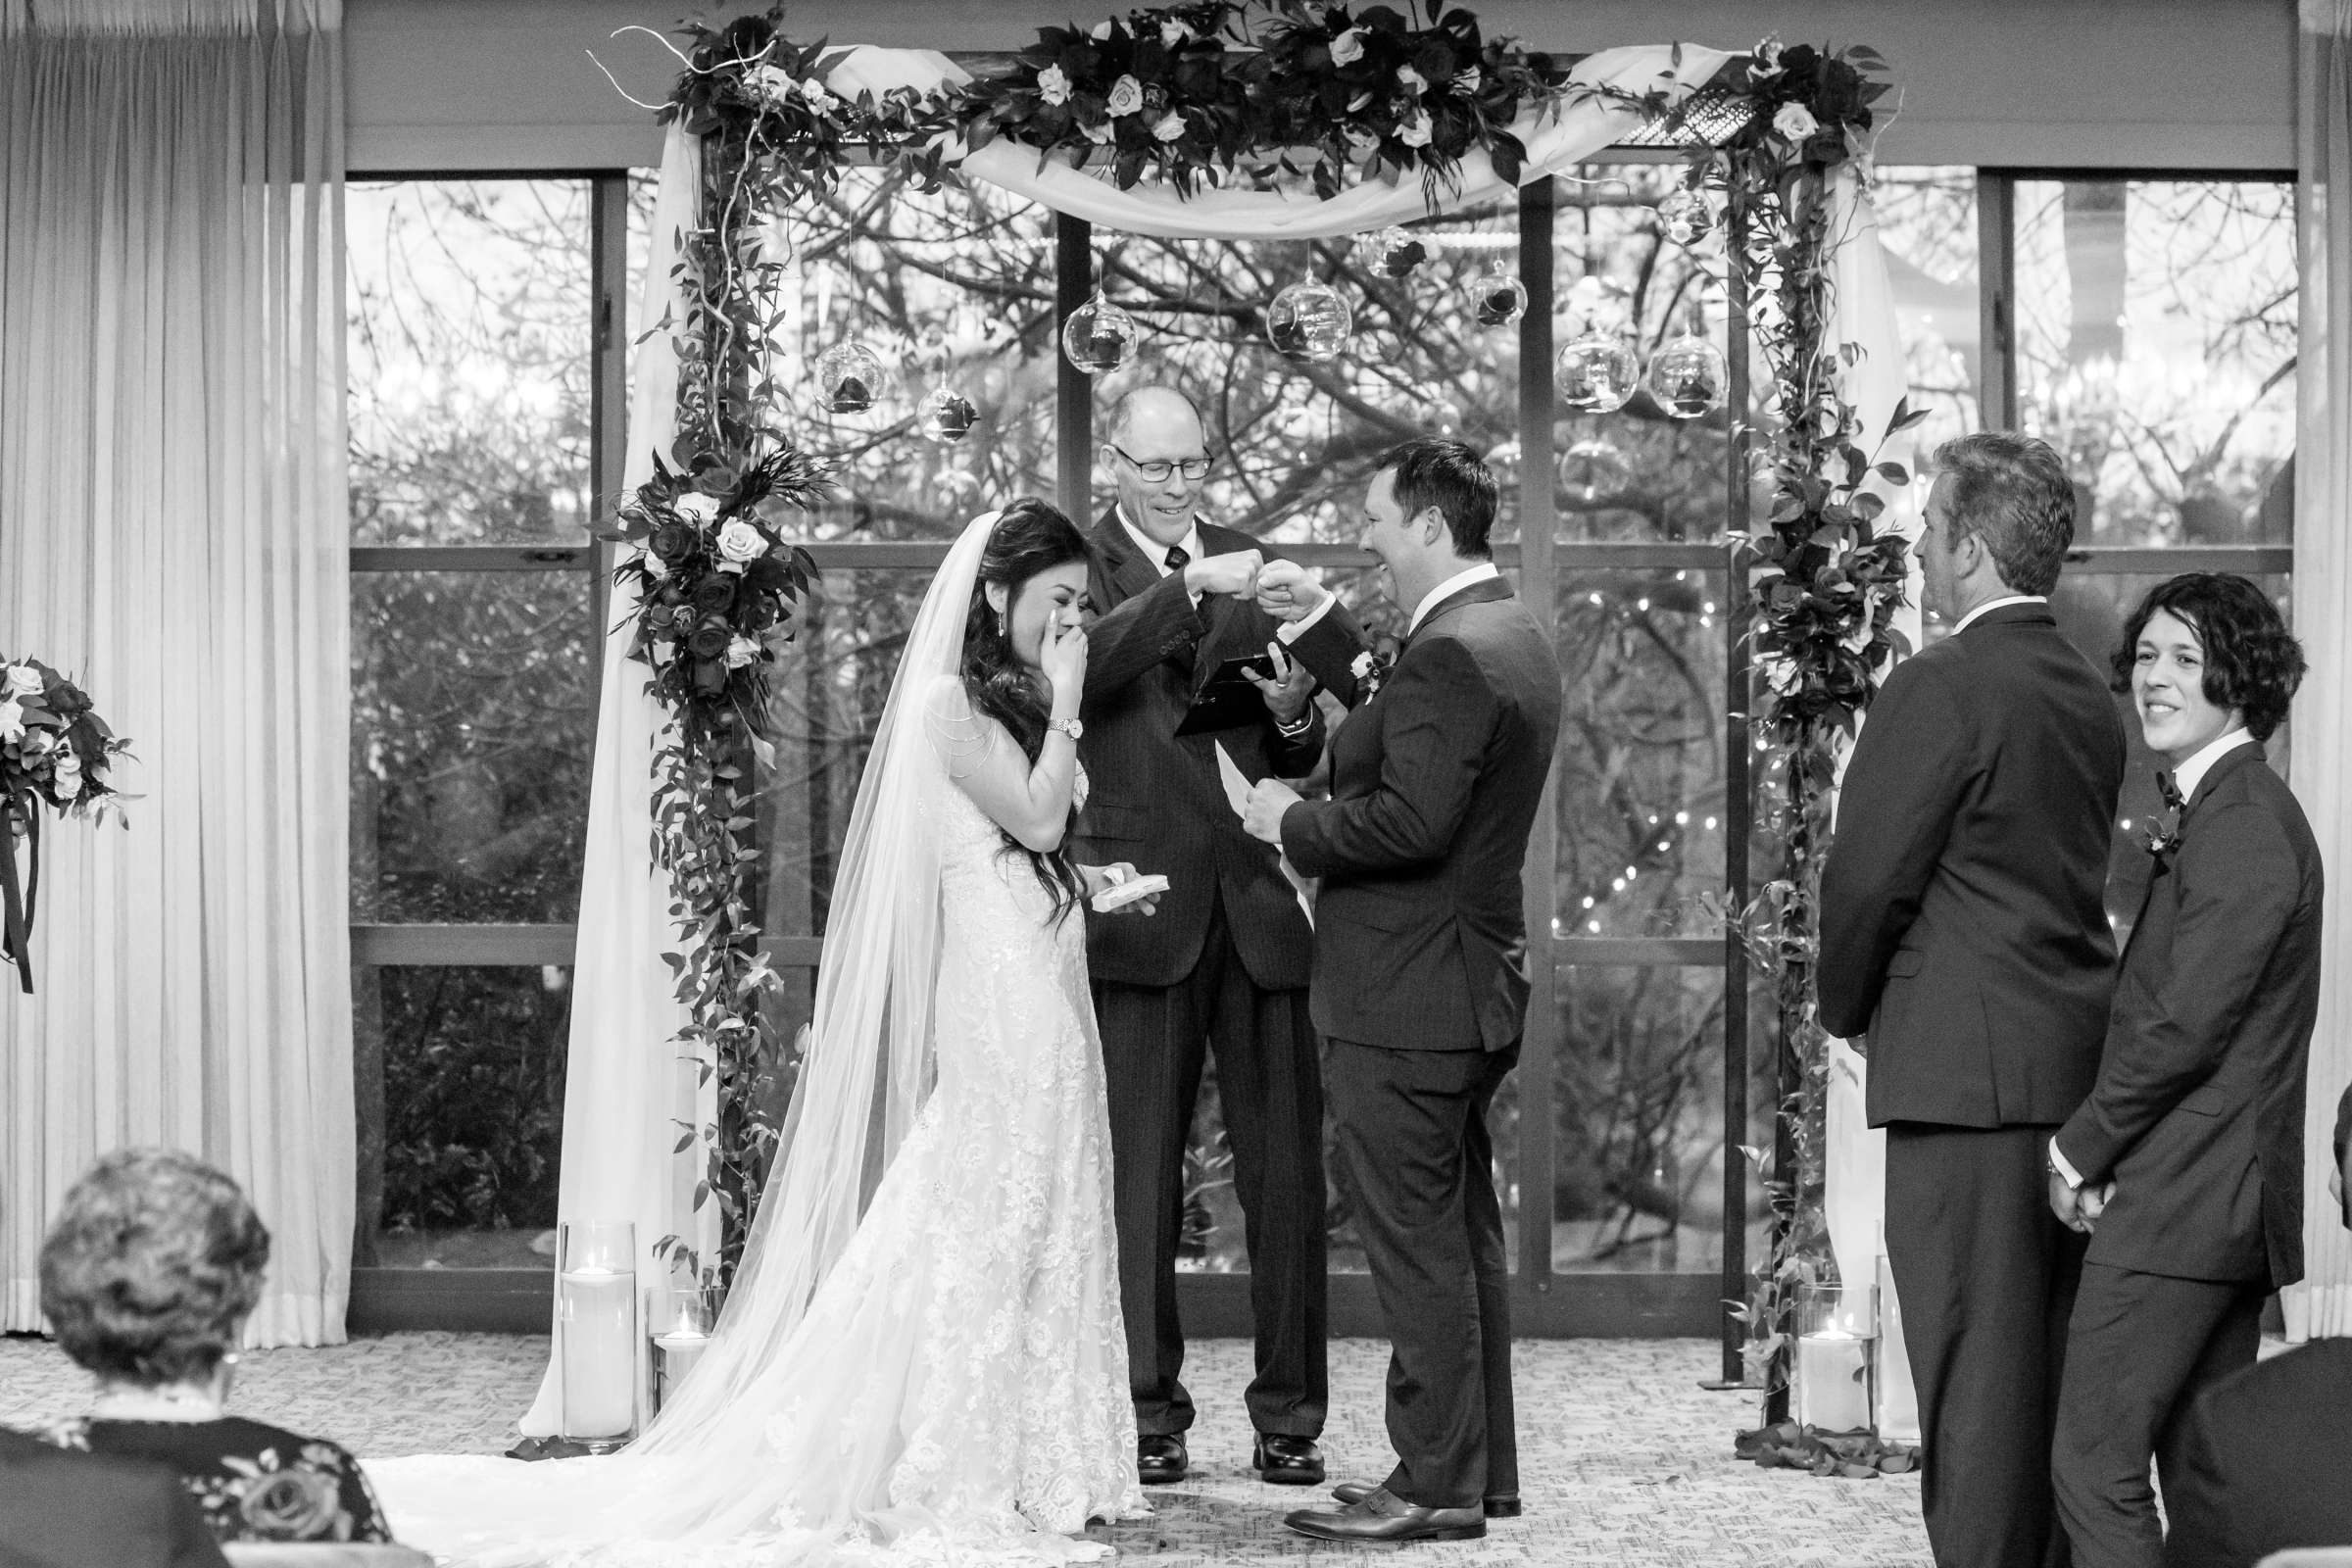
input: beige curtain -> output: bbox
[2288,0,2352,1341]
[0,0,352,1345]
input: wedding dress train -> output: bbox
[367,517,1143,1567]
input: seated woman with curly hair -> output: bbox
[36,1148,396,1547]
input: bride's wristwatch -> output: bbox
[1048,717,1085,741]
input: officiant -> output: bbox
[1072,385,1365,1488]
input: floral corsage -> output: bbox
[1350,636,1400,702]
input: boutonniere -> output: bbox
[2141,811,2180,860]
[1350,636,1401,701]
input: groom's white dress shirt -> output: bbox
[1409,563,1502,636]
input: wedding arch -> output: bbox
[521,0,1917,1439]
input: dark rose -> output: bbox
[690,574,738,615]
[649,522,693,561]
[743,554,790,594]
[238,1467,348,1542]
[686,620,731,661]
[692,657,728,695]
[739,596,780,633]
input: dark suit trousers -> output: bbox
[2052,1262,2265,1568]
[1327,1037,1518,1510]
[1095,898,1328,1438]
[1886,1123,2086,1568]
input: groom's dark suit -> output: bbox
[1279,574,1561,1511]
[2050,741,2322,1568]
[1819,601,2126,1568]
[1073,508,1364,1442]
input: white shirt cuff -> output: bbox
[2048,1137,2085,1191]
[1273,591,1336,643]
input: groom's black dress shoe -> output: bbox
[1330,1480,1520,1517]
[1284,1486,1486,1544]
[1251,1433,1324,1486]
[1137,1434,1187,1486]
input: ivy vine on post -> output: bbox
[1670,38,1922,1422]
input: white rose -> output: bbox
[725,635,760,670]
[1760,654,1802,695]
[1152,111,1186,142]
[1453,65,1482,95]
[794,77,838,116]
[1104,74,1144,117]
[1397,110,1433,148]
[1752,34,1785,77]
[642,552,668,577]
[1773,102,1820,141]
[0,696,23,743]
[716,519,767,563]
[51,755,82,799]
[1037,64,1071,106]
[1159,19,1190,46]
[674,493,721,524]
[1329,27,1365,66]
[3,665,40,699]
[1396,64,1426,96]
[751,63,796,100]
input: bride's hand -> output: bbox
[1082,862,1160,916]
[1039,614,1089,702]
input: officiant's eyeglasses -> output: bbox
[1110,445,1213,484]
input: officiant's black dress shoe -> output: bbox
[1284,1487,1486,1544]
[1250,1433,1324,1486]
[1137,1434,1187,1485]
[1331,1480,1520,1517]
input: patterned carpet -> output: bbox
[0,1333,1930,1565]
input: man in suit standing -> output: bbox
[2158,1082,2352,1568]
[1819,432,2126,1568]
[1243,439,1562,1544]
[1074,385,1366,1488]
[2047,573,2320,1568]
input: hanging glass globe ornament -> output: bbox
[1559,437,1632,503]
[1060,290,1140,375]
[1655,186,1715,248]
[916,385,980,444]
[1266,280,1352,362]
[1351,225,1429,280]
[1554,325,1641,414]
[1431,399,1465,439]
[1645,331,1730,419]
[1466,261,1528,329]
[815,340,888,416]
[1485,439,1522,488]
[936,466,982,507]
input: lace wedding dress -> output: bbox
[367,516,1143,1567]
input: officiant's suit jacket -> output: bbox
[1818,602,2127,1126]
[1281,577,1563,1053]
[1073,510,1366,990]
[2052,743,2322,1288]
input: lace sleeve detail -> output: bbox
[923,675,999,780]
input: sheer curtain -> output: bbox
[2288,0,2352,1342]
[0,0,352,1345]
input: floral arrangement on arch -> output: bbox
[0,656,132,993]
[959,0,1577,201]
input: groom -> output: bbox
[1245,439,1562,1544]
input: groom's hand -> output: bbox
[1248,641,1316,727]
[2047,1169,2091,1234]
[1243,779,1300,846]
[1253,559,1331,624]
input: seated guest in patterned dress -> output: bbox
[34,1148,394,1546]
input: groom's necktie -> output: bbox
[1163,543,1191,573]
[2157,770,2184,813]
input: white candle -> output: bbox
[560,1266,638,1442]
[654,1329,709,1405]
[1795,1330,1873,1433]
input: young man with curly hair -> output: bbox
[2046,573,2322,1568]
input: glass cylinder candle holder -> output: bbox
[647,1283,722,1417]
[1791,1281,1879,1435]
[558,1221,639,1451]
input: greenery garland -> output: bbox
[628,7,1911,1381]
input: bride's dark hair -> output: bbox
[961,497,1094,923]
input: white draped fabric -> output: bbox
[0,0,352,1345]
[2285,0,2352,1342]
[515,123,713,1437]
[528,40,1920,1423]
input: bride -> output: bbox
[369,501,1153,1565]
